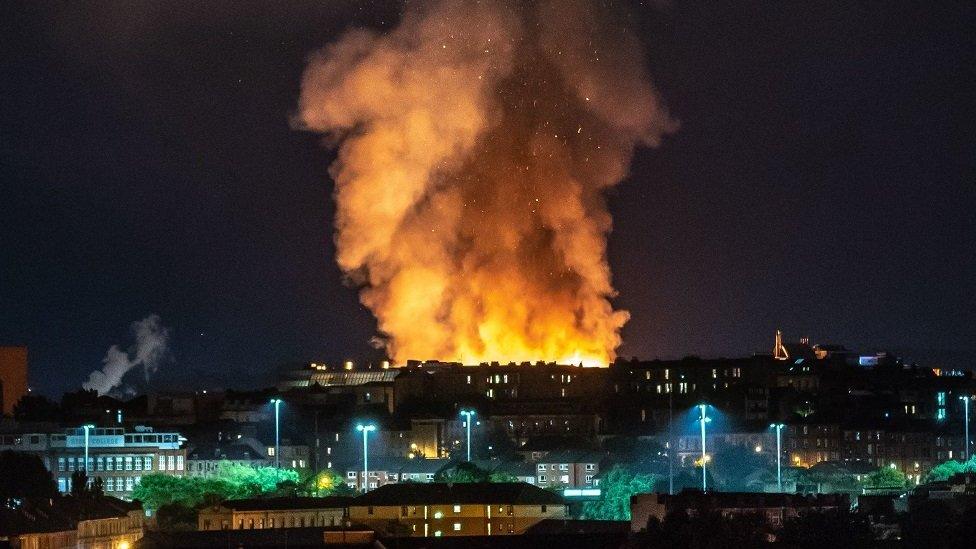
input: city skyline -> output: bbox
[2,1,974,397]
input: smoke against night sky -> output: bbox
[296,0,677,366]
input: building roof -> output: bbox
[535,450,604,464]
[137,527,373,548]
[214,497,354,511]
[0,496,139,536]
[352,482,563,506]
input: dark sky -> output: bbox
[2,1,974,397]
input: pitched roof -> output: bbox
[352,482,563,506]
[215,497,354,511]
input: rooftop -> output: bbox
[353,482,564,506]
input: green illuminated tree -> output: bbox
[488,471,518,483]
[863,467,907,490]
[581,465,656,520]
[924,457,976,482]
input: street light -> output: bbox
[770,423,786,492]
[269,399,283,469]
[961,396,972,460]
[459,410,476,462]
[356,424,377,493]
[82,424,95,475]
[698,404,711,492]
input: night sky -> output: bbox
[2,1,974,397]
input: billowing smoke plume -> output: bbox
[296,0,677,366]
[83,315,170,396]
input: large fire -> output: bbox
[296,0,676,367]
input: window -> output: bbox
[347,471,357,478]
[125,477,134,491]
[125,457,133,470]
[168,455,175,470]
[539,475,547,482]
[115,456,123,470]
[159,455,165,470]
[585,475,594,482]
[426,473,434,481]
[267,447,275,456]
[134,457,142,471]
[585,464,595,471]
[369,482,377,488]
[144,456,152,470]
[453,523,462,531]
[58,457,65,471]
[58,478,67,492]
[559,464,568,471]
[105,477,114,492]
[542,505,548,513]
[96,457,104,471]
[434,531,442,537]
[537,464,546,471]
[177,455,184,471]
[67,457,75,471]
[453,505,461,513]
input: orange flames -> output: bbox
[296,0,676,366]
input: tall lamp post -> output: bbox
[270,399,283,469]
[356,424,377,492]
[698,404,711,492]
[459,410,476,462]
[82,424,95,475]
[961,396,972,461]
[770,423,785,492]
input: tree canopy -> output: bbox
[0,450,56,500]
[863,467,907,490]
[924,457,976,482]
[132,461,300,510]
[581,465,656,520]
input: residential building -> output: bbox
[342,457,449,491]
[0,496,143,549]
[630,491,849,532]
[197,497,352,530]
[348,482,567,537]
[530,450,602,489]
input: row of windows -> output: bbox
[57,475,141,492]
[538,474,594,483]
[58,454,183,472]
[537,463,596,471]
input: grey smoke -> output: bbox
[82,315,170,396]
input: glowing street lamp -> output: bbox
[269,399,283,469]
[698,404,711,492]
[356,424,377,492]
[961,396,972,460]
[459,410,476,462]
[770,423,786,492]
[82,424,95,475]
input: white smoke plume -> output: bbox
[82,314,170,396]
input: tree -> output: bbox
[70,471,103,499]
[434,462,490,483]
[0,450,57,500]
[309,469,346,496]
[711,445,771,492]
[13,394,61,422]
[863,467,907,490]
[581,465,656,520]
[157,502,198,531]
[925,457,976,482]
[488,471,518,483]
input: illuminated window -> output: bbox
[434,531,442,537]
[453,505,461,513]
[453,523,462,531]
[434,511,443,519]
